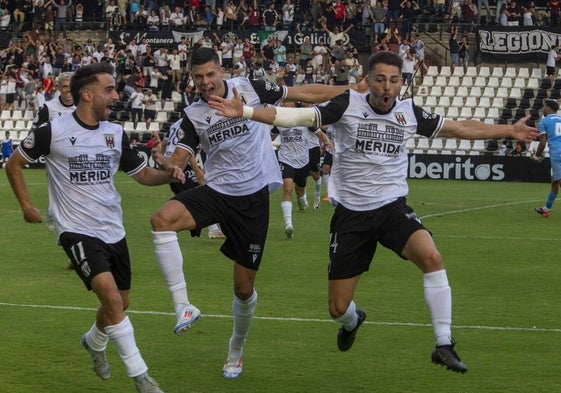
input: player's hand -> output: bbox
[22,206,42,224]
[530,154,544,164]
[208,87,244,118]
[167,165,186,184]
[512,115,539,141]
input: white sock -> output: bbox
[424,270,452,346]
[84,321,109,351]
[152,231,190,320]
[208,223,220,231]
[333,300,357,331]
[281,201,292,228]
[323,174,330,196]
[228,291,258,362]
[105,316,148,378]
[314,177,322,198]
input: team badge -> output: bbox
[23,132,35,149]
[395,112,406,125]
[104,134,115,148]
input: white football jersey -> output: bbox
[272,125,316,169]
[18,113,146,243]
[176,77,285,196]
[35,96,77,126]
[313,90,444,211]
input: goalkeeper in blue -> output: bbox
[533,99,561,218]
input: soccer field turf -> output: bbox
[1,169,559,392]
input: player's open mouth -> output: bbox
[383,96,390,103]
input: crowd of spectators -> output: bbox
[0,0,557,128]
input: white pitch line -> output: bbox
[419,199,541,219]
[1,302,559,333]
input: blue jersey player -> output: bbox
[534,99,561,217]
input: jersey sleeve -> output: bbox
[33,104,49,129]
[412,104,444,138]
[119,131,147,175]
[176,115,199,157]
[17,123,52,162]
[249,79,287,105]
[313,90,350,126]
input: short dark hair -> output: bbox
[70,63,114,104]
[367,51,403,73]
[545,99,559,112]
[191,47,221,67]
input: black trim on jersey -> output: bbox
[120,131,147,175]
[248,79,285,105]
[411,102,443,138]
[19,122,52,160]
[72,112,101,130]
[35,104,50,128]
[178,115,199,158]
[315,90,351,126]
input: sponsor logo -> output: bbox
[69,136,77,146]
[408,156,505,180]
[23,133,35,149]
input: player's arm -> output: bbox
[189,154,205,185]
[131,165,185,186]
[121,130,185,185]
[438,115,538,141]
[284,79,367,102]
[5,150,42,224]
[534,133,548,157]
[312,127,333,151]
[210,87,318,127]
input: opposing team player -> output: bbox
[208,50,539,373]
[533,99,561,217]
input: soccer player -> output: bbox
[272,102,331,238]
[6,63,185,393]
[32,72,77,239]
[208,50,539,373]
[533,99,561,218]
[155,121,226,239]
[150,47,364,379]
[34,72,76,126]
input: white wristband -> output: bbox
[242,105,254,119]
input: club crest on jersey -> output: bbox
[23,132,35,149]
[395,112,406,125]
[104,134,115,148]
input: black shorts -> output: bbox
[144,109,156,120]
[222,58,234,69]
[323,151,333,166]
[547,66,556,76]
[59,232,132,291]
[6,93,15,104]
[279,161,308,187]
[308,146,321,173]
[173,184,269,270]
[327,197,427,280]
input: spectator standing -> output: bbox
[458,35,469,74]
[129,83,144,128]
[372,2,385,44]
[262,3,278,31]
[49,0,72,39]
[546,43,561,83]
[449,26,459,72]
